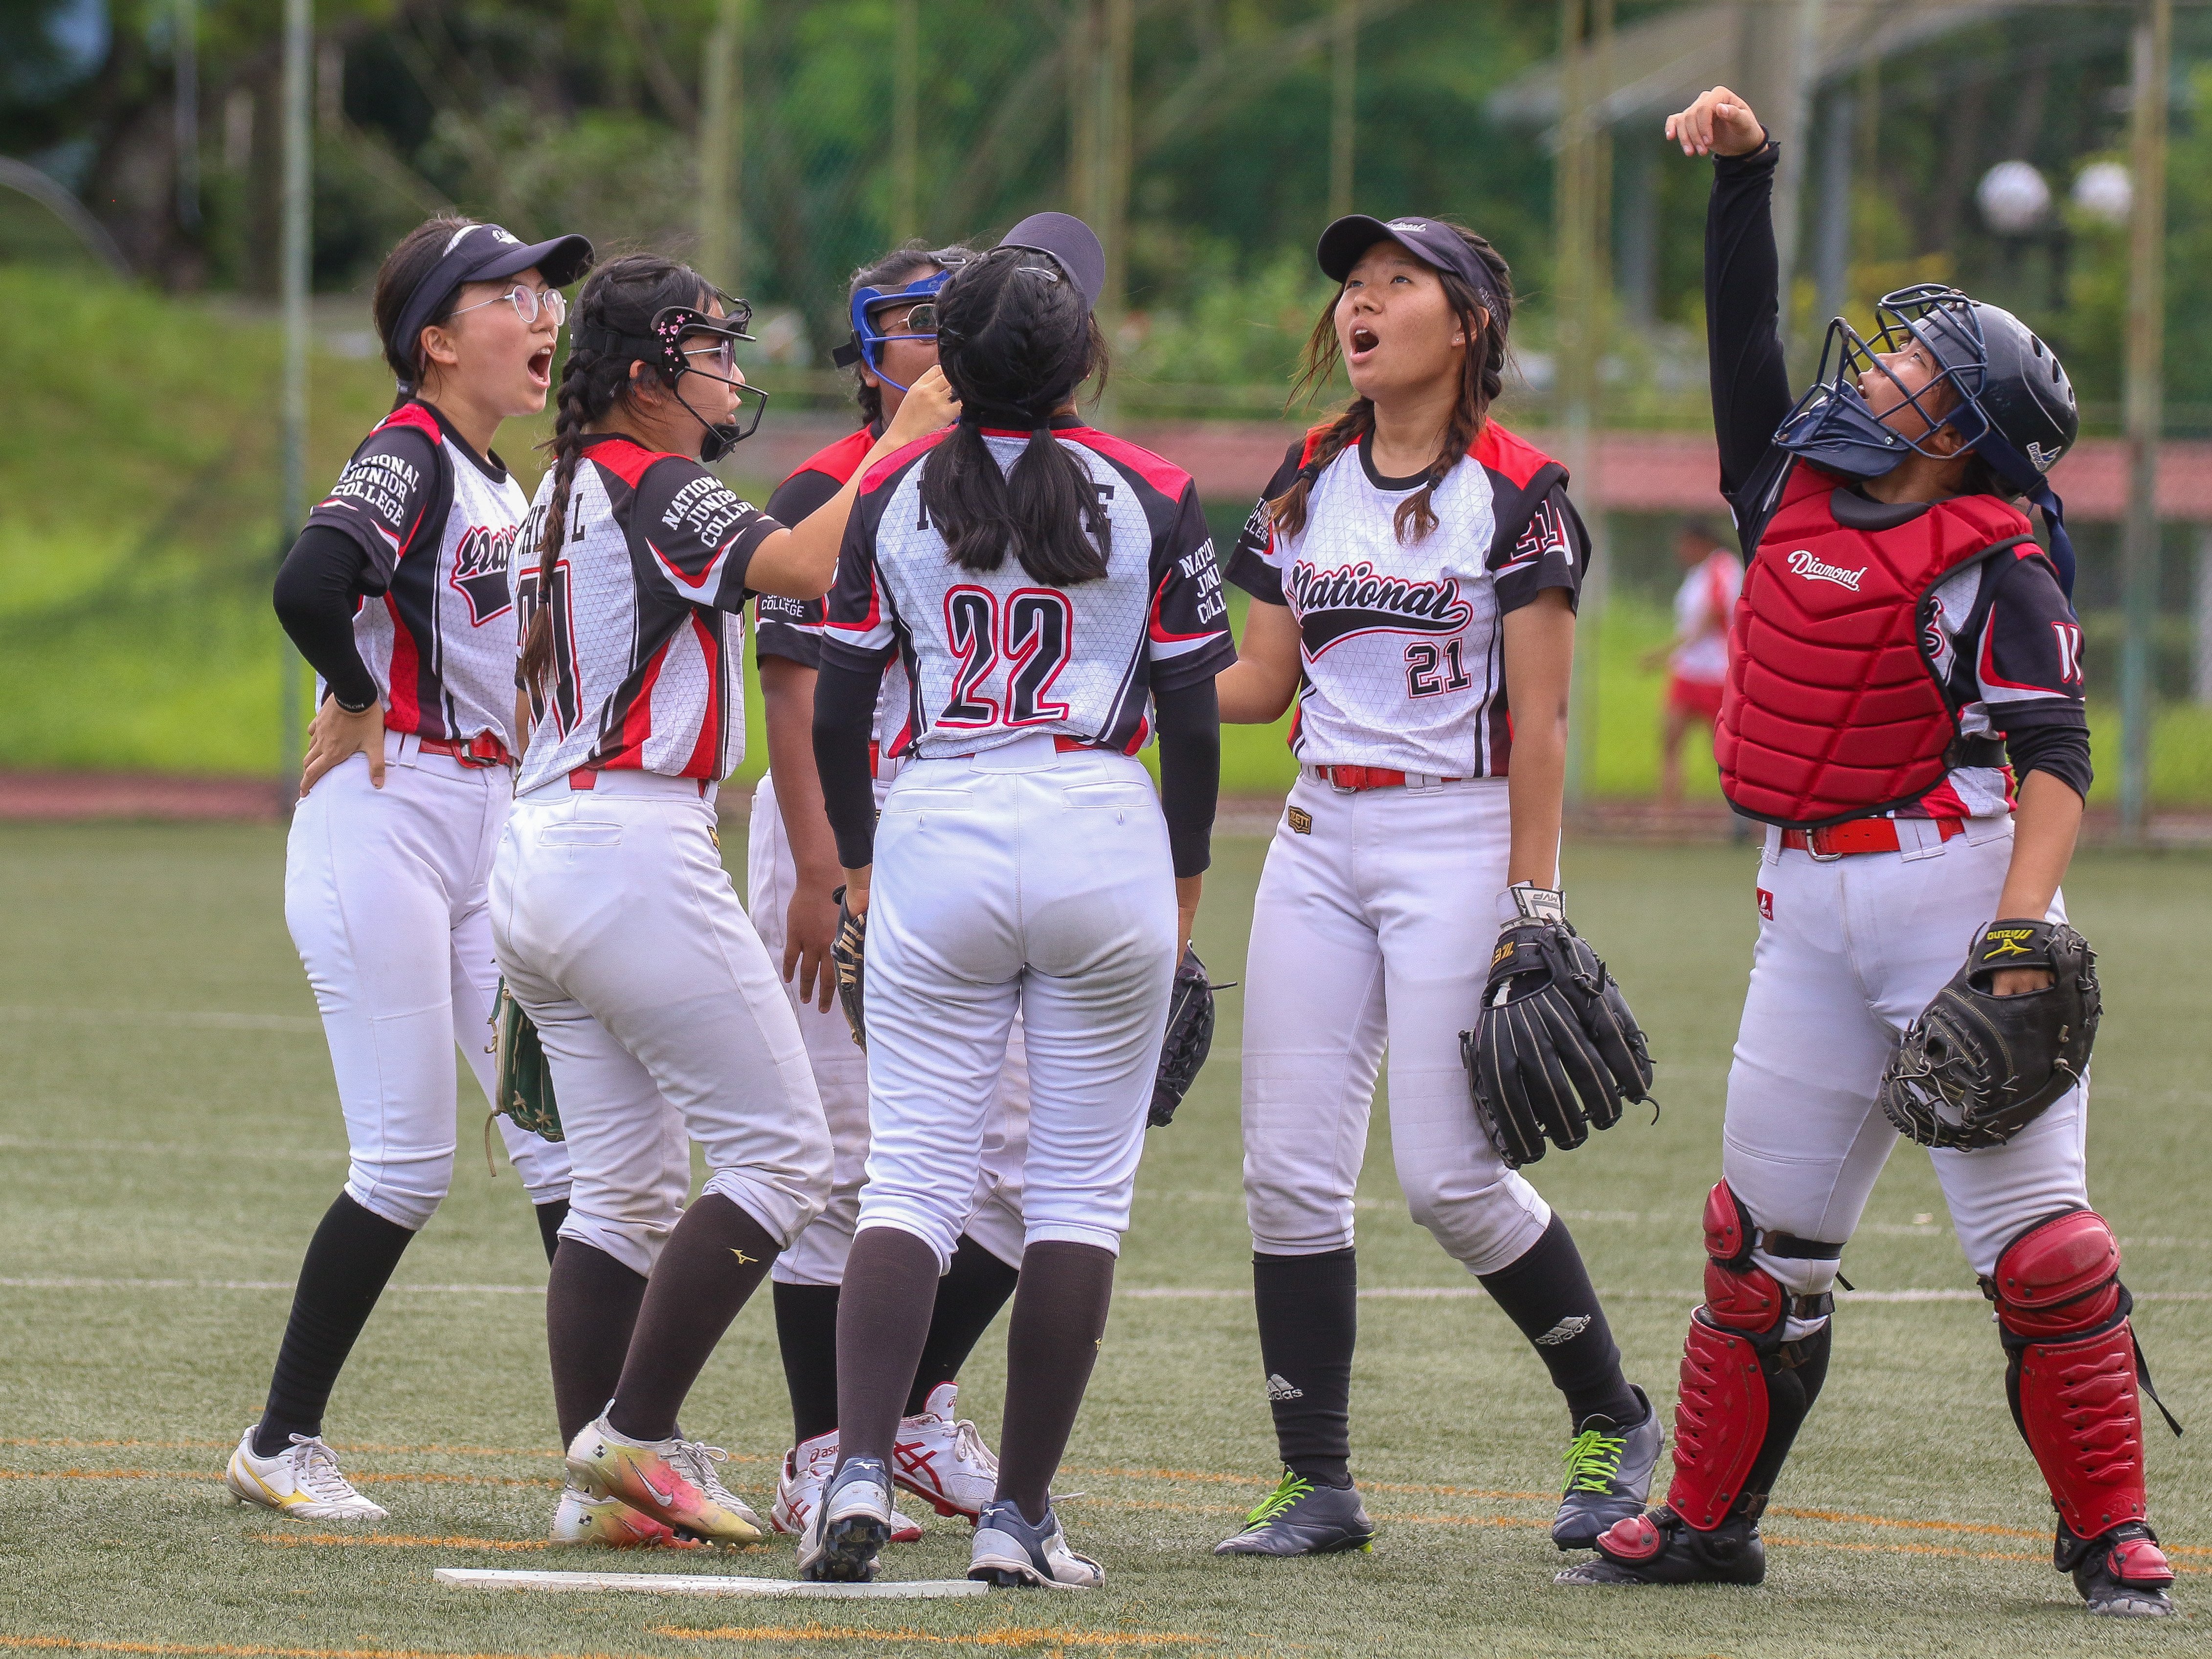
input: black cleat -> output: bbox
[2059,1520,2176,1617]
[1552,1386,1664,1549]
[797,1457,892,1583]
[1555,1505,1765,1587]
[1214,1469,1376,1557]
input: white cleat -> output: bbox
[894,1382,999,1522]
[224,1426,388,1522]
[970,1498,1104,1589]
[772,1431,923,1543]
[550,1482,695,1548]
[798,1456,896,1583]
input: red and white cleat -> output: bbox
[893,1383,1000,1523]
[772,1430,922,1543]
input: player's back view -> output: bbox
[801,215,1233,1588]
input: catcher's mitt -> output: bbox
[1151,945,1231,1128]
[1461,887,1653,1169]
[491,978,563,1142]
[1878,918,2099,1150]
[831,886,867,1051]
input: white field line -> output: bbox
[434,1566,988,1598]
[0,1006,321,1033]
[0,1137,342,1160]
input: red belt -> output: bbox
[1310,764,1462,792]
[1781,818,1964,859]
[567,768,712,797]
[415,733,512,768]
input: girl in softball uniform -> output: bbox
[230,217,591,1524]
[752,242,1030,1544]
[1566,88,2174,1618]
[1215,215,1658,1559]
[493,252,956,1548]
[801,214,1234,1589]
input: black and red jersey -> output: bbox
[753,425,878,670]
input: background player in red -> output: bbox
[1211,215,1661,1560]
[232,216,590,1524]
[1561,88,2177,1618]
[750,242,1029,1542]
[1644,518,1742,812]
[493,252,955,1548]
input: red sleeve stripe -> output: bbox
[1061,426,1193,500]
[1471,420,1557,489]
[858,428,953,493]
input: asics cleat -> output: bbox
[1556,1505,1765,1586]
[1552,1386,1664,1549]
[224,1426,388,1522]
[565,1416,761,1545]
[970,1498,1105,1589]
[894,1382,1000,1522]
[2062,1521,2176,1617]
[798,1456,895,1583]
[550,1482,696,1548]
[1213,1469,1375,1557]
[772,1432,921,1543]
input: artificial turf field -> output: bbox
[1,819,2207,1659]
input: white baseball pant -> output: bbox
[747,769,1029,1284]
[856,736,1176,1272]
[1241,774,1554,1276]
[284,733,571,1230]
[490,770,832,1278]
[1726,815,2089,1292]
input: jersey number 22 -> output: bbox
[941,586,1075,728]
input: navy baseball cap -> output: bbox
[1316,214,1501,315]
[997,212,1106,317]
[388,221,595,386]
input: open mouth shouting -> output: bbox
[1347,323,1381,365]
[527,345,555,390]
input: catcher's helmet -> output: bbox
[1775,285,2081,591]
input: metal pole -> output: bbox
[1812,89,1854,328]
[2119,0,2168,841]
[279,0,311,790]
[1066,0,1098,217]
[1101,0,1133,330]
[175,0,200,231]
[893,0,919,241]
[1559,0,1610,808]
[1329,0,1359,221]
[699,0,742,284]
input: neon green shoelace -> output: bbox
[1244,1469,1316,1527]
[1562,1428,1627,1495]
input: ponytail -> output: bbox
[1270,222,1512,544]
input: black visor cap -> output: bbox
[1315,214,1498,315]
[388,223,596,383]
[996,211,1106,318]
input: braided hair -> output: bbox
[847,241,982,430]
[919,246,1112,586]
[371,215,478,411]
[1269,221,1512,545]
[519,252,719,702]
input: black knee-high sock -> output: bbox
[1252,1248,1357,1486]
[905,1234,1021,1415]
[1741,1320,1831,1507]
[774,1281,843,1446]
[547,1238,649,1448]
[1476,1214,1642,1428]
[995,1241,1115,1525]
[607,1194,780,1444]
[835,1227,942,1469]
[534,1198,569,1266]
[254,1193,416,1456]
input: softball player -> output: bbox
[491,252,956,1548]
[1213,215,1659,1558]
[1649,520,1742,811]
[228,217,591,1523]
[1563,89,2174,1617]
[752,242,1030,1543]
[798,214,1234,1588]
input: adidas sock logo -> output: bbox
[1265,1373,1304,1400]
[1534,1314,1592,1346]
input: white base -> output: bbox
[433,1567,989,1599]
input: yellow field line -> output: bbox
[650,1626,1213,1649]
[252,1533,554,1553]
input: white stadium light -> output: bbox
[2072,160,2133,226]
[1977,160,2051,234]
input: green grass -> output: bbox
[1,822,2208,1656]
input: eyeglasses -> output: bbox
[679,335,738,376]
[868,299,940,339]
[451,284,567,328]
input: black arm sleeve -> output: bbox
[813,656,888,870]
[272,524,379,710]
[1706,141,1797,503]
[1152,678,1221,880]
[2003,719,2094,805]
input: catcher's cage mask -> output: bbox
[1773,283,2082,593]
[575,292,767,462]
[830,250,978,390]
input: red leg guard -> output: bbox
[1665,1316,1770,1529]
[1992,1209,2149,1539]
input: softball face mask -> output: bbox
[831,259,971,391]
[649,303,767,462]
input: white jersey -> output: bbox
[304,400,528,746]
[513,434,782,795]
[821,421,1235,758]
[1670,550,1743,684]
[1226,423,1588,779]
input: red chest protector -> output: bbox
[1716,462,2035,828]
